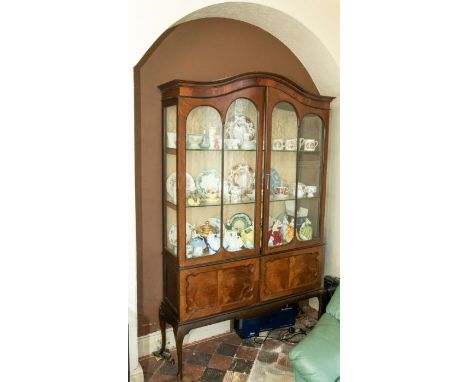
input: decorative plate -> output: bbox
[224,115,256,144]
[225,213,252,232]
[298,219,313,241]
[270,168,281,193]
[168,223,194,247]
[228,164,255,194]
[166,172,196,202]
[195,169,221,198]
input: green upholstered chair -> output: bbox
[289,286,340,382]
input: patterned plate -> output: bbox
[298,219,313,241]
[225,213,253,232]
[166,172,196,202]
[228,164,255,194]
[195,169,221,198]
[168,223,194,247]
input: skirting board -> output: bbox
[130,363,144,382]
[138,320,231,357]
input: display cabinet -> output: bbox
[158,73,334,378]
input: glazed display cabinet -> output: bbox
[158,73,334,378]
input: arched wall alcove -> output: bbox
[135,17,321,337]
[130,3,339,371]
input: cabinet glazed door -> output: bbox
[174,87,265,267]
[263,87,329,253]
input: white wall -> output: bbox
[129,0,339,377]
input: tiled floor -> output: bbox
[139,306,318,382]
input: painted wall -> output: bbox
[135,17,319,336]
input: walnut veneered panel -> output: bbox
[180,258,259,321]
[260,247,323,301]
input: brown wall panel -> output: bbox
[135,17,318,336]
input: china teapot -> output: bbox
[223,229,244,251]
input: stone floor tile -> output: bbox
[277,353,292,369]
[222,333,242,346]
[186,352,212,367]
[261,339,283,353]
[229,358,254,374]
[183,347,197,360]
[217,343,238,357]
[222,370,249,382]
[240,338,262,348]
[235,346,259,361]
[257,350,279,364]
[140,356,165,378]
[156,360,179,377]
[280,342,295,355]
[200,367,226,382]
[149,374,179,382]
[195,340,220,353]
[208,354,234,370]
[181,363,206,381]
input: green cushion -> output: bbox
[326,285,340,321]
[289,313,340,382]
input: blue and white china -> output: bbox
[191,234,206,257]
[206,232,221,255]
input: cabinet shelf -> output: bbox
[269,195,320,202]
[272,149,321,154]
[186,199,256,208]
[166,199,257,209]
[186,148,256,152]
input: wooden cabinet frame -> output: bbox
[158,73,334,378]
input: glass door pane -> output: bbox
[164,105,177,256]
[185,106,222,259]
[296,114,323,242]
[267,102,298,248]
[223,98,258,252]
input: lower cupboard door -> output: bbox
[260,248,323,301]
[179,258,259,321]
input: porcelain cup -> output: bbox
[274,185,289,195]
[285,138,297,151]
[303,139,319,151]
[273,139,285,150]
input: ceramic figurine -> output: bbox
[281,217,290,242]
[286,218,295,242]
[206,232,221,254]
[268,219,283,247]
[201,129,210,148]
[241,226,254,248]
[223,229,244,251]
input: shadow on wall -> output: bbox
[134,17,319,337]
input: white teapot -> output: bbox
[223,229,244,251]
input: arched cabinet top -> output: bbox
[159,72,335,110]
